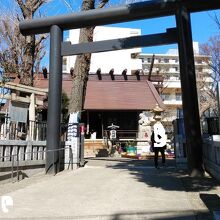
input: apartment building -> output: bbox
[63,26,142,75]
[138,42,213,132]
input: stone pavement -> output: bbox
[0,157,220,220]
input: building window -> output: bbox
[197,59,203,64]
[147,58,151,63]
[164,58,169,63]
[176,93,182,101]
[161,93,170,100]
[62,57,67,71]
[197,67,203,73]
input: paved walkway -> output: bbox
[0,158,220,219]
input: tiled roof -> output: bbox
[84,80,164,110]
[34,73,164,110]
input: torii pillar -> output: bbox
[176,7,204,176]
[45,25,63,174]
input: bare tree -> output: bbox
[213,12,220,31]
[68,0,109,115]
[199,35,220,117]
[0,18,22,76]
[0,0,47,86]
[196,68,218,117]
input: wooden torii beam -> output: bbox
[0,93,44,106]
[0,82,48,96]
[0,82,48,140]
[0,82,48,105]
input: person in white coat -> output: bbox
[151,116,167,169]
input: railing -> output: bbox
[0,140,46,165]
[29,121,47,141]
[0,120,47,141]
[0,120,75,142]
[0,146,73,183]
[0,121,84,183]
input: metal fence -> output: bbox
[0,146,73,183]
[206,117,219,135]
[0,120,74,142]
[0,120,47,141]
[0,140,46,164]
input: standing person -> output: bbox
[151,116,167,169]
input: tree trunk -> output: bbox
[16,0,46,86]
[20,34,35,86]
[69,0,95,114]
[69,50,92,113]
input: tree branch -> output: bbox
[35,34,47,47]
[213,12,220,30]
[61,0,74,12]
[98,0,109,9]
[15,0,28,18]
[33,0,47,13]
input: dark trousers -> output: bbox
[154,147,165,168]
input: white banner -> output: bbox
[65,112,80,169]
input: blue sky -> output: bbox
[38,1,220,67]
[108,10,220,54]
[3,0,218,67]
[40,1,220,44]
[2,1,220,46]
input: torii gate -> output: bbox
[19,0,220,176]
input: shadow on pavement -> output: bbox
[200,193,220,213]
[87,157,219,219]
[86,157,220,219]
[110,210,205,220]
[88,157,219,192]
[86,157,176,167]
[21,210,209,220]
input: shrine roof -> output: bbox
[34,73,164,110]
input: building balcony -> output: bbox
[163,100,182,106]
[195,62,210,67]
[163,80,181,89]
[142,62,179,66]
